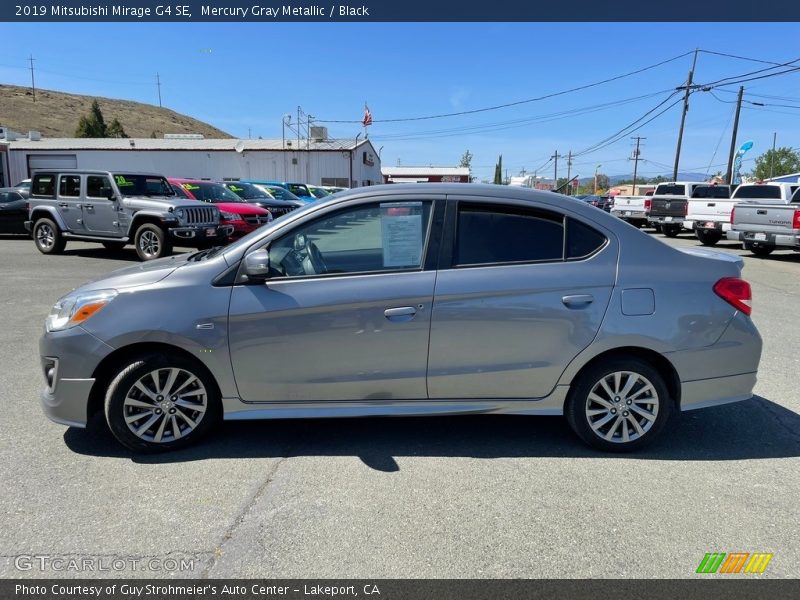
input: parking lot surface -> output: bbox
[1,231,798,579]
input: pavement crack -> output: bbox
[200,456,290,578]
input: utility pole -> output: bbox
[155,73,162,107]
[631,136,645,195]
[551,151,561,192]
[672,48,699,181]
[725,86,745,185]
[565,151,573,196]
[770,132,777,179]
[28,55,36,103]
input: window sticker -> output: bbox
[115,175,133,187]
[380,202,424,267]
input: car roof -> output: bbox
[31,169,164,177]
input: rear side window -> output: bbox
[455,204,564,266]
[58,175,81,197]
[32,174,56,197]
[566,219,607,259]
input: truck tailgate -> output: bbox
[649,197,686,217]
[734,204,799,234]
[687,199,736,222]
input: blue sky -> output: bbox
[2,22,800,181]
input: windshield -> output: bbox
[733,185,782,200]
[181,181,244,203]
[113,174,174,196]
[225,182,272,200]
[287,183,310,197]
[265,185,302,202]
[691,185,731,199]
[309,186,329,199]
[654,184,686,196]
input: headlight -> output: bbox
[46,289,118,332]
[220,211,243,221]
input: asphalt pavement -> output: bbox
[0,230,798,579]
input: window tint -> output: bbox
[691,185,731,199]
[270,201,432,277]
[32,174,55,197]
[566,219,606,259]
[654,184,686,196]
[791,188,800,204]
[456,204,564,266]
[732,185,782,199]
[59,175,81,197]
[87,176,112,198]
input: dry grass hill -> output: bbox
[0,84,232,138]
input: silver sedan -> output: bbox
[39,184,762,452]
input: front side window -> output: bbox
[87,176,113,199]
[58,175,81,197]
[269,201,432,278]
[455,204,564,266]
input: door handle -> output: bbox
[58,202,69,208]
[562,294,594,307]
[384,306,417,320]
[85,204,94,209]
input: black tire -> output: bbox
[134,223,172,261]
[104,353,221,452]
[102,241,127,251]
[653,224,662,233]
[33,217,66,254]
[662,225,680,238]
[565,356,673,452]
[749,244,774,258]
[695,229,722,246]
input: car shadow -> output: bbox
[63,395,800,471]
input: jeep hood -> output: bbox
[123,195,200,211]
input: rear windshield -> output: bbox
[113,174,174,197]
[654,184,686,196]
[224,182,270,200]
[691,185,731,199]
[732,185,782,200]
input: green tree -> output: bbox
[75,100,108,137]
[106,119,128,138]
[752,147,800,180]
[493,155,503,184]
[459,150,473,169]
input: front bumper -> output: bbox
[39,326,115,428]
[727,230,800,248]
[168,224,234,244]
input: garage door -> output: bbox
[28,154,78,173]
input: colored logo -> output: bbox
[696,552,773,574]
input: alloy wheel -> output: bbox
[584,371,659,444]
[37,224,54,249]
[139,230,160,258]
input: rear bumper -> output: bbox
[679,373,756,411]
[727,230,800,248]
[612,210,647,220]
[648,215,683,225]
[685,220,731,232]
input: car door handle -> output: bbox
[58,202,69,208]
[84,204,94,209]
[384,306,417,320]
[562,294,594,307]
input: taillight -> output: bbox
[793,209,800,230]
[644,199,651,211]
[713,277,752,316]
[683,202,688,216]
[730,206,736,225]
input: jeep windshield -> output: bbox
[113,174,175,197]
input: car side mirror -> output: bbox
[242,249,271,282]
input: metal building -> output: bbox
[0,135,382,188]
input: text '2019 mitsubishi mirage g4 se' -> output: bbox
[39,184,762,452]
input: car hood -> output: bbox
[215,202,268,215]
[121,195,200,211]
[75,253,191,293]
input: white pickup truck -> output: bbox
[610,195,650,228]
[727,183,800,257]
[682,184,735,245]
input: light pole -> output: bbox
[351,133,362,188]
[594,164,602,194]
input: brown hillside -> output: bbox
[0,84,232,139]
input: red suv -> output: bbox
[169,178,272,239]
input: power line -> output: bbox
[317,51,695,123]
[699,49,787,66]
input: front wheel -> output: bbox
[565,357,673,452]
[695,229,722,246]
[662,225,681,238]
[104,353,221,452]
[134,223,172,261]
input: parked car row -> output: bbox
[21,169,345,261]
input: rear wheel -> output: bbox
[748,243,774,258]
[566,357,673,452]
[662,225,681,238]
[104,353,221,452]
[134,223,172,261]
[695,229,722,246]
[33,218,66,254]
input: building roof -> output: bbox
[3,137,371,152]
[382,166,470,176]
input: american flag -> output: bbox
[362,104,373,127]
